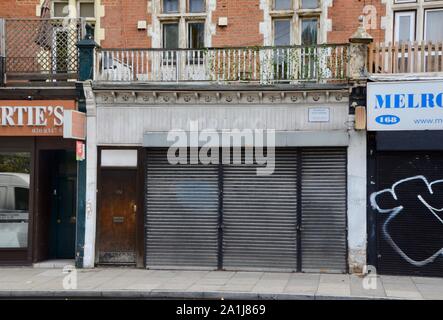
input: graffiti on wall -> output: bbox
[370,176,443,267]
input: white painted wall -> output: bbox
[83,83,98,268]
[347,122,367,273]
[95,102,349,145]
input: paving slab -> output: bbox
[0,267,439,300]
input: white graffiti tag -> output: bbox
[370,176,443,267]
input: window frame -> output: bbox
[423,7,443,41]
[273,0,293,11]
[300,17,319,46]
[162,22,180,49]
[162,0,180,14]
[187,21,205,49]
[273,18,292,46]
[52,1,69,18]
[393,10,416,43]
[300,0,319,10]
[187,0,206,13]
[77,0,96,20]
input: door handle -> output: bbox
[133,204,137,213]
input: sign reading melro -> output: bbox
[367,80,443,131]
[0,100,76,136]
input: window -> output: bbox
[53,1,69,17]
[301,0,319,9]
[14,188,29,211]
[164,0,179,13]
[163,23,179,49]
[188,22,205,48]
[274,0,291,10]
[301,18,318,45]
[0,152,30,249]
[274,20,291,46]
[79,2,95,18]
[159,0,207,49]
[394,11,415,42]
[425,9,443,42]
[270,0,321,45]
[189,0,205,13]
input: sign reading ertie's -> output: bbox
[0,100,76,136]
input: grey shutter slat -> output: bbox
[145,148,219,269]
[223,148,298,271]
[301,148,347,273]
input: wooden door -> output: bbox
[98,170,137,264]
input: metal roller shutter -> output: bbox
[376,152,443,277]
[301,148,347,273]
[145,148,219,269]
[222,148,298,271]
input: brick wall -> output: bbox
[100,0,151,48]
[99,0,264,49]
[211,0,263,47]
[0,0,39,18]
[328,0,386,44]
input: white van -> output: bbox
[0,173,30,248]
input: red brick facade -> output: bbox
[211,0,263,47]
[0,0,39,18]
[1,0,387,48]
[100,0,151,48]
[327,0,386,44]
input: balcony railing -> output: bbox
[369,41,443,74]
[95,44,350,84]
[0,18,84,83]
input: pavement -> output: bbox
[0,267,442,299]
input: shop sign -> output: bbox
[367,81,443,131]
[0,100,76,136]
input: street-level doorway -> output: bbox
[97,169,137,265]
[36,150,77,262]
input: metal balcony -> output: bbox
[94,44,350,84]
[0,18,84,84]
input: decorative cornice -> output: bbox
[95,89,349,106]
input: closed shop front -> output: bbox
[367,80,443,277]
[87,86,367,273]
[145,147,347,272]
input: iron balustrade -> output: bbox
[95,44,350,84]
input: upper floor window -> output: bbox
[52,0,96,18]
[160,0,207,48]
[163,23,179,49]
[271,0,321,45]
[188,22,205,48]
[301,18,318,45]
[274,0,292,10]
[425,9,443,41]
[79,1,95,18]
[274,20,291,46]
[53,1,69,17]
[163,0,179,13]
[392,0,443,42]
[189,0,205,13]
[301,0,319,9]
